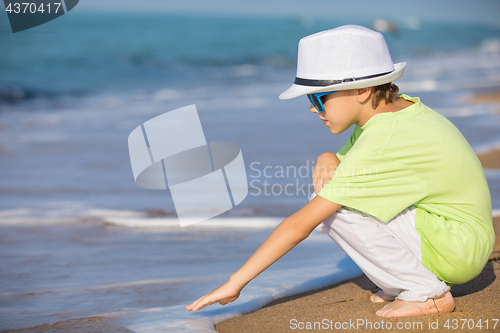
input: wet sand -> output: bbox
[461,91,500,105]
[216,148,500,333]
[478,147,500,169]
[1,316,132,333]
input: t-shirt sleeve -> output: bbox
[318,149,426,222]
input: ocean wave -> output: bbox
[480,38,500,54]
[0,81,55,104]
[0,206,285,230]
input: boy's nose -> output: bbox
[310,104,319,114]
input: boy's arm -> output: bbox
[186,195,341,312]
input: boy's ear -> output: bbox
[357,87,372,104]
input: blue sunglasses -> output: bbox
[307,91,339,113]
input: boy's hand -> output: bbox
[313,152,340,193]
[186,194,341,313]
[186,281,241,312]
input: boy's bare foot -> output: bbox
[370,290,396,303]
[376,291,454,317]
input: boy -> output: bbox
[186,25,494,317]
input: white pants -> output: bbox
[320,204,450,302]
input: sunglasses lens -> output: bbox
[308,94,324,112]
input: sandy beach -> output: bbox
[215,148,500,333]
[216,257,500,333]
[461,91,500,105]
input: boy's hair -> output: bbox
[371,83,399,109]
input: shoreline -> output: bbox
[1,151,499,333]
[215,148,500,332]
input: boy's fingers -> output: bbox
[189,299,208,311]
[197,296,221,310]
[187,294,210,311]
[187,287,240,311]
[192,300,208,311]
[189,292,224,311]
[313,169,327,193]
[314,180,322,193]
[315,173,329,193]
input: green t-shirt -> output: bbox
[318,94,494,285]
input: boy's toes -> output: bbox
[375,305,391,317]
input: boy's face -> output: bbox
[309,89,361,134]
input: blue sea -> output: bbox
[1,12,500,332]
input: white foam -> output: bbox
[0,204,95,225]
[434,105,500,118]
[403,17,421,30]
[0,218,362,332]
[101,216,283,229]
[399,75,500,93]
[399,79,438,92]
[480,38,500,54]
[87,209,285,228]
[153,88,181,101]
[115,231,362,333]
[0,207,285,229]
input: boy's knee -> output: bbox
[316,152,340,166]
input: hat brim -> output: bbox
[279,62,407,100]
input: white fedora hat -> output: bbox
[279,25,406,100]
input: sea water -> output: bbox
[0,12,499,332]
